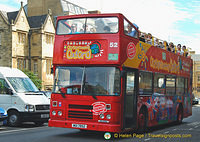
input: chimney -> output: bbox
[21,1,23,7]
[11,19,14,25]
[48,9,52,16]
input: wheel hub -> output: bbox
[10,115,17,123]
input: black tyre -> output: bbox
[138,108,148,133]
[177,107,183,124]
[8,110,21,127]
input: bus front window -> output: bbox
[56,17,118,35]
[53,67,120,96]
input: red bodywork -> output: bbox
[48,13,193,132]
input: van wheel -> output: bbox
[8,110,21,127]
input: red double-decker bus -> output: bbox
[48,13,193,133]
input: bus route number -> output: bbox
[110,42,118,48]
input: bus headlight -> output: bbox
[58,111,62,116]
[100,114,104,119]
[25,105,35,112]
[106,114,111,119]
[52,111,56,116]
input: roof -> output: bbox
[1,11,8,20]
[191,54,200,61]
[7,11,19,24]
[60,0,87,14]
[27,14,48,28]
[0,67,28,78]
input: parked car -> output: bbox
[0,108,7,126]
[193,97,199,105]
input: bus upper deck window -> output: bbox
[124,19,138,38]
[56,17,119,35]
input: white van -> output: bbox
[0,67,50,126]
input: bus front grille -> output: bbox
[69,104,93,110]
[68,104,93,119]
[68,110,93,119]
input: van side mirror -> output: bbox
[7,88,13,95]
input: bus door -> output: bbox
[123,69,138,128]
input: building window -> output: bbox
[68,3,75,13]
[18,32,26,44]
[33,60,38,75]
[198,76,200,82]
[46,34,53,44]
[0,33,1,47]
[17,58,26,70]
[197,87,200,92]
[197,66,200,70]
[46,59,52,75]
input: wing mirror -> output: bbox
[7,88,13,95]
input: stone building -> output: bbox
[0,2,29,69]
[191,52,200,98]
[28,13,55,90]
[0,2,55,90]
[0,0,88,90]
[27,0,88,19]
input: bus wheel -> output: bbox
[8,110,21,127]
[138,108,148,133]
[177,107,183,124]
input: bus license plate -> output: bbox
[41,114,49,118]
[72,124,87,129]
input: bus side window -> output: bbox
[176,77,184,96]
[185,78,188,94]
[139,71,153,95]
[126,72,135,95]
[124,19,138,39]
[166,76,176,96]
[154,73,165,94]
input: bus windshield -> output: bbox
[56,17,118,35]
[53,67,120,96]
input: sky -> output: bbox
[0,0,200,53]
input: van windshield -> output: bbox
[7,77,39,93]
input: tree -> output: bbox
[22,70,42,90]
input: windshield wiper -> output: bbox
[80,67,86,95]
[59,88,66,98]
[92,94,97,100]
[60,92,66,98]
